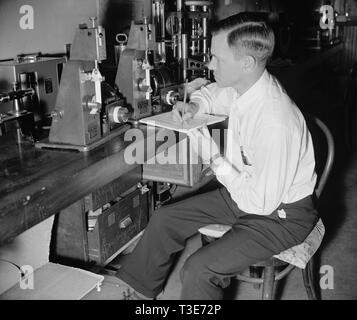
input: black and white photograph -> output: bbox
[0,0,356,308]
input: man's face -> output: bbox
[208,31,246,88]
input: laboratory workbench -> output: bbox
[0,124,164,246]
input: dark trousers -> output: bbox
[116,187,318,299]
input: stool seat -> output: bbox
[198,224,232,238]
[199,218,324,269]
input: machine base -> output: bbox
[35,124,130,152]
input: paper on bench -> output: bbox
[139,112,227,133]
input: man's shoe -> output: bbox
[115,276,154,300]
[122,288,154,300]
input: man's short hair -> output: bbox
[211,13,275,64]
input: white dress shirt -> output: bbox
[190,70,317,215]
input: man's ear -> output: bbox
[243,55,256,71]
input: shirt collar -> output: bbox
[233,69,270,116]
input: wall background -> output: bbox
[0,0,152,59]
[0,0,345,59]
[0,0,98,58]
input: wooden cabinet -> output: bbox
[50,166,152,268]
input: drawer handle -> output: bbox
[119,216,132,229]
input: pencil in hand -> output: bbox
[181,79,189,124]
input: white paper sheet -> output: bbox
[139,112,227,133]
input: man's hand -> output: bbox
[172,102,199,123]
[187,126,221,164]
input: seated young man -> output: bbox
[116,12,318,300]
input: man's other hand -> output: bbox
[172,102,199,123]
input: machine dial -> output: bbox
[108,105,129,123]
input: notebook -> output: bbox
[139,111,227,133]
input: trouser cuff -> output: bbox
[116,267,158,299]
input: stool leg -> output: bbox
[249,266,262,289]
[302,260,318,300]
[262,266,275,300]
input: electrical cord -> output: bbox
[0,259,25,277]
[169,183,177,196]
